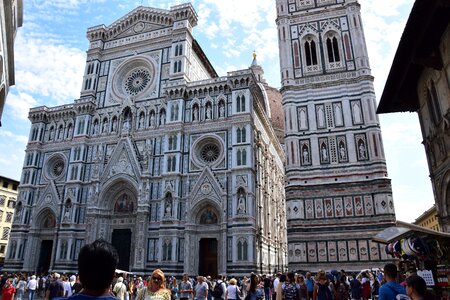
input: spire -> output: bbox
[251,51,258,66]
[249,51,266,83]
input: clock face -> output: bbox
[201,183,212,195]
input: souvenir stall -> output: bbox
[373,221,450,299]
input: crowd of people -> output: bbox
[0,240,435,300]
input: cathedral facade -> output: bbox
[5,4,287,276]
[276,0,396,271]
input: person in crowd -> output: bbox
[333,276,349,300]
[195,276,209,300]
[275,274,286,300]
[305,273,314,300]
[406,275,433,300]
[66,239,118,300]
[70,275,82,295]
[360,273,371,300]
[247,274,264,300]
[263,275,271,300]
[136,269,171,300]
[226,278,241,300]
[62,275,73,298]
[45,273,64,300]
[179,274,193,300]
[170,277,179,300]
[211,275,226,300]
[282,272,300,300]
[2,278,16,300]
[272,273,280,300]
[350,274,361,300]
[372,278,380,298]
[379,263,407,300]
[27,275,38,300]
[297,275,307,300]
[16,274,27,300]
[312,271,332,300]
[114,277,128,300]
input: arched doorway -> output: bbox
[99,178,138,272]
[197,206,220,277]
[36,211,57,274]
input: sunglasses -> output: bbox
[152,277,162,281]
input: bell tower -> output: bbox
[276,0,396,270]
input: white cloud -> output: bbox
[5,92,39,121]
[14,31,86,106]
[0,129,28,145]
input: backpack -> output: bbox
[211,282,224,298]
[283,283,299,300]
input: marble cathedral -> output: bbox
[5,4,287,275]
[276,0,397,271]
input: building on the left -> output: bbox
[0,176,19,267]
[0,0,23,126]
[5,3,287,276]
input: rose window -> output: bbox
[192,135,224,167]
[46,154,66,179]
[124,68,151,96]
[53,161,65,177]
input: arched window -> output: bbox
[237,148,247,166]
[237,95,246,112]
[304,40,318,66]
[326,36,340,62]
[177,60,182,73]
[237,239,248,261]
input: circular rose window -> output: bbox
[111,56,156,99]
[192,135,224,167]
[124,68,151,96]
[200,144,220,163]
[46,154,66,179]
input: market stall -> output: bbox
[373,221,450,299]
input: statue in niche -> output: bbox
[237,193,246,214]
[160,111,166,125]
[123,115,130,131]
[358,140,366,159]
[321,144,328,161]
[205,104,212,120]
[139,114,144,129]
[165,199,172,217]
[93,121,99,134]
[339,143,346,160]
[302,146,309,164]
[150,112,155,127]
[102,120,108,133]
[63,201,72,222]
[112,118,117,132]
[219,102,225,118]
[193,106,199,121]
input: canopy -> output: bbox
[373,220,450,244]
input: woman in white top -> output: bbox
[226,278,241,300]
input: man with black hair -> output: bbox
[66,239,119,300]
[379,263,406,300]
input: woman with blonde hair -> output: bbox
[226,278,241,300]
[136,269,171,300]
[312,271,332,300]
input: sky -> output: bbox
[0,0,433,223]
